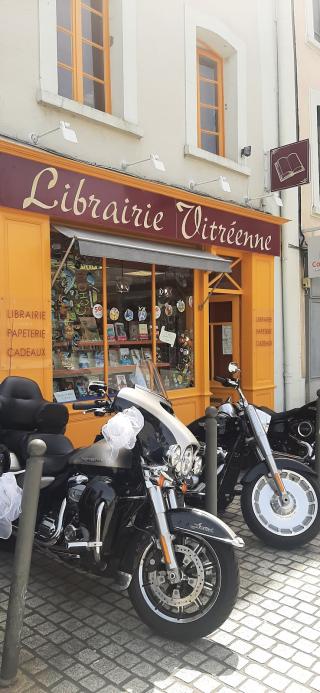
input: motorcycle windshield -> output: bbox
[125,360,169,401]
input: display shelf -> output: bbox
[53,368,104,378]
[108,340,152,346]
[53,340,104,348]
[108,362,170,373]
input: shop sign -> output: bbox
[0,152,280,256]
[307,237,320,278]
[270,139,310,192]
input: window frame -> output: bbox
[313,0,320,42]
[56,0,112,114]
[306,0,320,50]
[197,47,225,158]
[310,89,320,215]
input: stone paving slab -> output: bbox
[0,500,319,692]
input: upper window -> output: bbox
[56,0,111,113]
[197,48,224,157]
[313,0,320,42]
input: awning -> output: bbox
[54,226,231,273]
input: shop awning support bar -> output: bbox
[198,290,213,311]
[51,237,75,288]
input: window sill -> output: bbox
[37,89,144,138]
[184,144,251,177]
[306,34,320,52]
[311,204,320,217]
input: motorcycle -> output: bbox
[187,363,320,549]
[0,362,243,642]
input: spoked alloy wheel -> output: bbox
[129,531,239,640]
[241,468,320,548]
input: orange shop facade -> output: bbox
[0,140,282,446]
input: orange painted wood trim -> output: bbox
[102,257,108,384]
[0,139,287,227]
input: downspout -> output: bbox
[274,2,286,409]
[276,0,305,408]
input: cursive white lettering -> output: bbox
[23,167,58,210]
[73,178,87,216]
[102,201,120,223]
[88,194,101,218]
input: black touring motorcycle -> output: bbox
[187,363,320,549]
[0,362,243,641]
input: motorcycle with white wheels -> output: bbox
[188,363,320,549]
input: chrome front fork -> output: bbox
[246,404,290,504]
[144,471,180,581]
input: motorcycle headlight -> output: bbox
[166,444,182,471]
[181,446,194,476]
[193,455,202,476]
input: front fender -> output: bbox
[167,508,244,548]
[242,454,317,485]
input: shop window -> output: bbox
[156,268,194,390]
[106,260,152,392]
[51,232,105,402]
[51,232,195,400]
[197,48,224,157]
[56,0,111,113]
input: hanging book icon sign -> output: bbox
[270,139,310,192]
[274,153,305,183]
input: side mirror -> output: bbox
[228,362,240,375]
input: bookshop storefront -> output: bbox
[0,140,282,445]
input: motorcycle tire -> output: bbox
[128,531,239,641]
[241,467,320,549]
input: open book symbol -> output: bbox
[275,152,305,182]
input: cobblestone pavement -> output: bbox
[0,500,320,693]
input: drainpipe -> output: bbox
[276,0,305,408]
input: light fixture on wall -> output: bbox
[245,192,283,208]
[29,121,78,145]
[121,153,166,172]
[189,175,231,193]
[241,145,252,158]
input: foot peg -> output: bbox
[66,541,103,550]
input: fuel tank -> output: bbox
[69,439,132,469]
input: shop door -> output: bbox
[209,295,240,404]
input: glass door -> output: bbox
[209,295,240,404]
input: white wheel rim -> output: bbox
[251,470,318,536]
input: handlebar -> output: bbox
[215,375,239,388]
[72,402,101,411]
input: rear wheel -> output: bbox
[241,467,320,548]
[129,531,239,641]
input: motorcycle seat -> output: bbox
[259,406,301,421]
[0,430,74,476]
[0,376,69,434]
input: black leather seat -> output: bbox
[0,376,73,475]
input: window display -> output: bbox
[156,267,194,389]
[106,260,152,391]
[51,231,195,400]
[51,231,104,401]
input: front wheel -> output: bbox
[241,467,320,548]
[128,532,239,641]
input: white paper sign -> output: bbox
[54,389,77,403]
[222,325,232,355]
[159,326,176,347]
